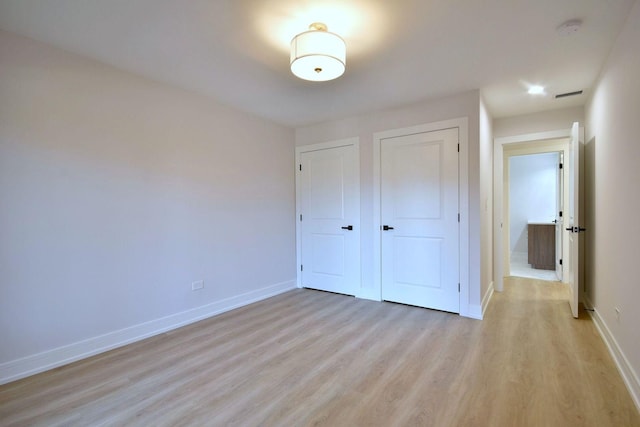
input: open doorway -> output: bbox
[498,137,570,288]
[507,152,561,281]
[494,124,583,317]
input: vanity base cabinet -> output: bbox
[528,224,555,270]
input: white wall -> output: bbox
[479,97,494,308]
[494,106,584,139]
[296,90,489,317]
[585,0,640,408]
[509,153,558,253]
[0,31,296,381]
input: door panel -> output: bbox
[556,151,564,281]
[392,142,442,219]
[393,237,442,287]
[567,122,580,318]
[310,155,345,219]
[381,128,459,312]
[311,234,344,276]
[300,145,359,295]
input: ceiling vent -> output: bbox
[555,90,583,99]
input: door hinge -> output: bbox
[559,259,563,265]
[300,265,303,272]
[458,283,460,292]
[300,214,302,221]
[457,144,460,152]
[559,163,563,169]
[299,164,302,171]
[559,211,563,217]
[458,213,460,222]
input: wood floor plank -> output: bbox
[1,279,639,426]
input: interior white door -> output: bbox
[299,145,359,295]
[567,122,580,318]
[555,151,564,281]
[380,128,459,313]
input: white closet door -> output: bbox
[567,122,581,318]
[299,144,359,295]
[380,128,459,313]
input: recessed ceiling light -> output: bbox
[528,85,546,95]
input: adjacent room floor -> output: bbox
[1,278,638,426]
[510,251,560,281]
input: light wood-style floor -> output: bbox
[1,277,639,426]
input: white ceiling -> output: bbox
[0,0,635,127]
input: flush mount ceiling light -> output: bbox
[290,23,346,82]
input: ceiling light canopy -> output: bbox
[290,23,346,82]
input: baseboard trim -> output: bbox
[481,281,495,318]
[460,281,493,320]
[0,280,296,385]
[463,303,483,320]
[584,295,640,413]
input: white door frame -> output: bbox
[502,140,569,282]
[372,117,470,317]
[493,128,584,292]
[295,138,361,290]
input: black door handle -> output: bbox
[382,225,394,231]
[566,227,574,231]
[341,225,353,230]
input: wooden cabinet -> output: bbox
[528,223,555,270]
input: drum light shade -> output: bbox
[290,23,346,82]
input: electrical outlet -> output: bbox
[615,307,621,322]
[191,280,204,291]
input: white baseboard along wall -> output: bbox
[0,280,296,385]
[585,296,640,413]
